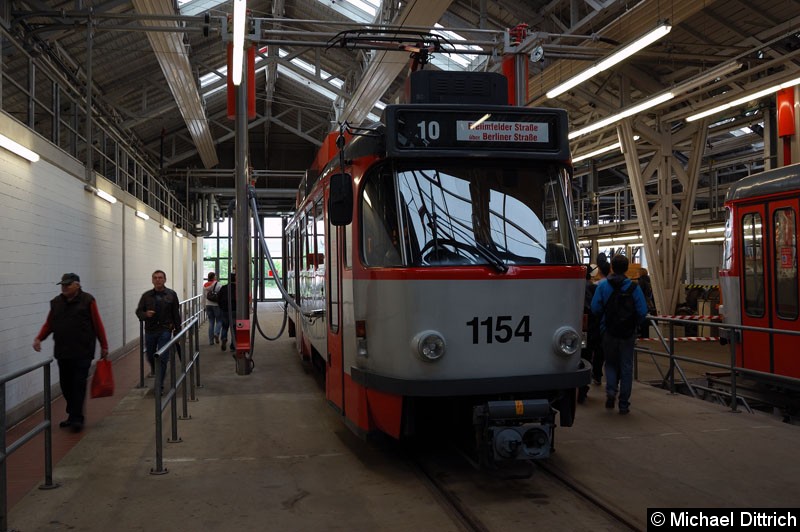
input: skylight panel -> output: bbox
[178,0,226,16]
[315,0,378,22]
[430,24,484,72]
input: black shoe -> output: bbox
[221,340,227,351]
[577,394,587,404]
[619,408,630,415]
[605,396,615,409]
[71,421,84,433]
[59,419,73,428]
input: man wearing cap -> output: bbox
[135,270,181,380]
[33,273,109,432]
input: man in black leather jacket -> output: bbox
[135,270,181,379]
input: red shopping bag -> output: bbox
[90,359,114,398]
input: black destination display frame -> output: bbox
[384,105,569,160]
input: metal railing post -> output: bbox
[668,321,676,394]
[40,368,56,489]
[150,353,167,475]
[1,381,7,532]
[168,346,179,442]
[728,326,740,413]
[195,318,202,389]
[137,320,146,388]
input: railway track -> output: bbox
[411,448,640,532]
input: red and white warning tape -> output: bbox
[638,337,720,342]
[654,315,722,321]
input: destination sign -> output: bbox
[385,105,567,158]
[455,120,549,143]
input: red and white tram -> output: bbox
[284,71,590,462]
[719,163,800,379]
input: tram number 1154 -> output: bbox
[466,316,532,344]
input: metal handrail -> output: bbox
[137,295,205,388]
[0,359,58,532]
[635,316,800,412]
[148,316,201,475]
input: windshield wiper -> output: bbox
[473,241,509,274]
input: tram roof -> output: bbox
[725,163,800,203]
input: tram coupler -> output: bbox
[473,399,555,462]
[234,319,253,375]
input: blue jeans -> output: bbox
[145,329,173,378]
[601,332,636,410]
[206,305,222,343]
[220,311,236,350]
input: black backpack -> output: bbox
[206,282,220,302]
[603,278,638,338]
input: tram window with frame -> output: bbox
[315,199,326,271]
[358,160,578,268]
[773,208,798,320]
[286,230,295,298]
[327,211,340,332]
[742,212,765,317]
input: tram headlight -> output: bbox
[412,331,446,362]
[553,326,581,357]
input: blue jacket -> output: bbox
[590,274,650,333]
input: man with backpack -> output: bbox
[590,254,649,414]
[203,272,222,346]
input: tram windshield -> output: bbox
[360,161,579,269]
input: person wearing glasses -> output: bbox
[33,273,109,432]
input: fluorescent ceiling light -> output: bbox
[175,231,184,238]
[569,92,674,139]
[161,224,172,233]
[687,76,800,122]
[547,22,671,99]
[614,235,641,242]
[0,134,39,162]
[573,135,640,163]
[95,189,117,204]
[469,114,491,129]
[135,210,150,220]
[231,0,246,86]
[691,236,725,243]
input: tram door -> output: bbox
[767,199,800,377]
[738,200,800,375]
[325,215,345,411]
[738,204,771,372]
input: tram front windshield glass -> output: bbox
[360,161,578,268]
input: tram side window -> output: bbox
[361,168,403,267]
[773,208,798,320]
[742,213,765,317]
[286,232,295,297]
[315,200,326,270]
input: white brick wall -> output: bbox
[0,129,201,416]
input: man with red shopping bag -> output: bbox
[33,273,109,433]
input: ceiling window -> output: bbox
[178,0,227,17]
[317,0,379,22]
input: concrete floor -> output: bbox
[8,306,800,531]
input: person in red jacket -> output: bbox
[33,273,109,432]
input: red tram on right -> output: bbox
[719,163,800,379]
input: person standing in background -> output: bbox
[33,273,109,432]
[203,272,222,345]
[135,270,181,379]
[591,260,612,385]
[636,268,656,338]
[217,273,237,353]
[591,254,649,415]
